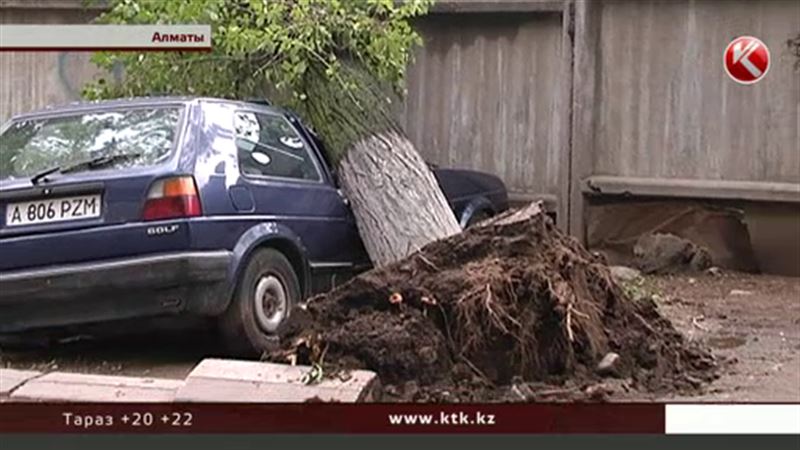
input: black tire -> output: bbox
[219,248,300,357]
[465,209,493,228]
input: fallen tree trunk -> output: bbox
[302,62,461,266]
[338,133,461,266]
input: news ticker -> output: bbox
[1,403,798,434]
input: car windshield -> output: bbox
[0,106,182,181]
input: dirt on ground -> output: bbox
[643,272,800,402]
[269,204,718,402]
[0,323,220,380]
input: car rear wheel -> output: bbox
[219,248,300,357]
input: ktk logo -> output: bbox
[724,36,770,85]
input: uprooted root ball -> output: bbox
[272,203,717,401]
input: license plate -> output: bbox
[5,194,102,227]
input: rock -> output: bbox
[587,202,759,273]
[596,352,621,377]
[609,265,641,283]
[633,233,713,274]
[689,249,713,271]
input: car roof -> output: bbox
[7,96,285,121]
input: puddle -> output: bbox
[706,335,748,349]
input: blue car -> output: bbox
[0,97,508,354]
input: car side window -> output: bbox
[233,111,321,182]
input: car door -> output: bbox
[231,108,365,292]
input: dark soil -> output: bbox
[272,203,718,402]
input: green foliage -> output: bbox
[83,0,433,107]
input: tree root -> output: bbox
[272,201,718,394]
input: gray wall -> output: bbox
[403,11,568,209]
[594,0,800,184]
[0,4,106,124]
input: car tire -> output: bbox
[219,248,300,357]
[465,209,493,228]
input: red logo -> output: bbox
[724,36,770,85]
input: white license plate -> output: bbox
[5,194,102,227]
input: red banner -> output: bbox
[0,403,664,434]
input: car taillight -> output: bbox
[142,176,202,221]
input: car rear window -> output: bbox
[0,106,182,180]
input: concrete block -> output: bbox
[10,372,184,402]
[175,358,380,403]
[0,368,42,396]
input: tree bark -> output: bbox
[339,131,462,267]
[300,62,461,266]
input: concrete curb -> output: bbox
[0,359,379,403]
[175,358,381,403]
[0,368,43,397]
[10,372,184,402]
